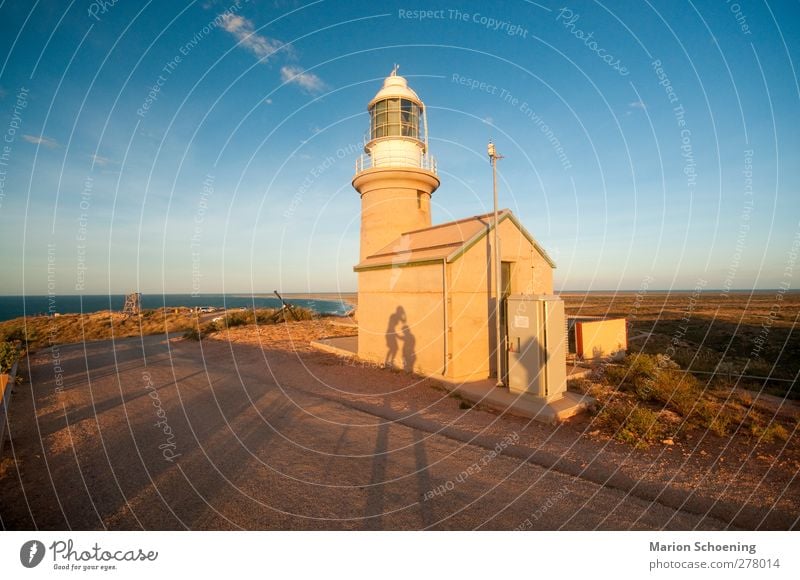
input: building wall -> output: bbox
[446,219,554,380]
[498,218,554,294]
[356,218,555,382]
[357,263,445,375]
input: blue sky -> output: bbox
[0,0,798,295]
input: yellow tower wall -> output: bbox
[352,167,439,262]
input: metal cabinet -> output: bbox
[505,295,567,401]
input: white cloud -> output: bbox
[22,134,59,148]
[280,65,326,94]
[264,97,273,104]
[89,154,112,166]
[220,14,289,61]
[219,13,326,94]
[628,100,647,110]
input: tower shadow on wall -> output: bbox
[384,306,416,372]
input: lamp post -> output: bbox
[488,140,504,387]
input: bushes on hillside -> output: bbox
[0,341,21,373]
[597,398,666,446]
[603,353,703,415]
[593,352,792,446]
[182,306,317,341]
[254,306,315,324]
[224,311,252,327]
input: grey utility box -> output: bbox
[505,294,567,402]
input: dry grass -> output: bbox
[0,309,199,351]
[183,307,317,341]
[0,305,323,349]
[562,291,800,399]
[577,352,796,447]
[0,341,21,373]
[199,317,357,353]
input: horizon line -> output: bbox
[1,288,796,297]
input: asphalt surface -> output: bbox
[0,333,732,530]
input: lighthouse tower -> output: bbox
[353,67,440,261]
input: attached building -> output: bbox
[355,209,555,381]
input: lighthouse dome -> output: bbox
[366,67,424,143]
[368,70,423,108]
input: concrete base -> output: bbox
[310,335,595,424]
[447,381,594,424]
[328,317,358,329]
[311,335,358,357]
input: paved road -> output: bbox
[0,333,729,530]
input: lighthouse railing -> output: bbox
[355,153,437,174]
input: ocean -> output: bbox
[0,294,353,323]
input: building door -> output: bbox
[500,261,512,383]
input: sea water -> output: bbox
[0,294,352,323]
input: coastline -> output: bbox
[0,293,355,323]
[251,292,358,309]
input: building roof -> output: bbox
[354,209,556,271]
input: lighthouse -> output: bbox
[339,66,592,422]
[352,67,440,262]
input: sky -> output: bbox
[0,0,798,295]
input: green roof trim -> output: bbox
[353,258,443,272]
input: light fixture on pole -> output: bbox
[488,140,504,387]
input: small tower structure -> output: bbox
[353,66,440,261]
[122,292,141,316]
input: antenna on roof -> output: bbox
[391,63,399,76]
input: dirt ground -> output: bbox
[562,291,800,398]
[285,290,798,394]
[0,318,797,530]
